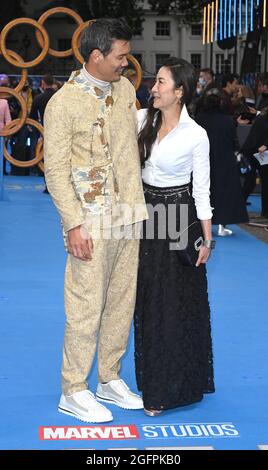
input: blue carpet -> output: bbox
[0,177,267,450]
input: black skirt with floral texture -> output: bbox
[134,182,215,411]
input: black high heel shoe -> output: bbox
[144,408,163,417]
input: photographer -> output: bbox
[241,107,268,218]
[234,85,257,126]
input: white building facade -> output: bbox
[1,0,267,77]
[131,7,265,76]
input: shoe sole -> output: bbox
[58,406,113,423]
[96,395,143,410]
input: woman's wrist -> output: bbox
[202,239,216,249]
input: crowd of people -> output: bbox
[1,65,267,218]
[0,73,62,185]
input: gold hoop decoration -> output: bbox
[0,18,49,68]
[3,118,44,167]
[127,54,142,91]
[0,49,28,93]
[0,87,27,136]
[36,7,83,58]
[38,160,44,173]
[72,20,95,63]
[136,99,141,110]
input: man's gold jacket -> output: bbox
[44,71,147,235]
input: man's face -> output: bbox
[96,39,130,82]
[200,71,212,86]
[199,71,207,85]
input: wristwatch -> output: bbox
[202,239,216,249]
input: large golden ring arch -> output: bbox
[71,20,95,63]
[0,87,27,136]
[36,7,83,58]
[127,55,142,90]
[0,49,28,93]
[38,160,45,173]
[0,18,49,68]
[0,9,143,168]
[3,118,44,167]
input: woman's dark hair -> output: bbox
[80,18,132,61]
[202,87,224,111]
[138,57,197,166]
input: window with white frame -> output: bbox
[155,54,170,72]
[156,21,170,36]
[256,54,261,73]
[216,54,237,74]
[191,54,202,70]
[216,54,224,74]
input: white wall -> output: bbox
[131,13,180,74]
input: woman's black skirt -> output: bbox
[134,182,215,411]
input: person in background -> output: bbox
[241,107,268,219]
[52,80,63,92]
[30,74,55,125]
[196,88,248,236]
[233,84,256,123]
[9,79,34,176]
[199,68,215,91]
[256,73,268,111]
[0,95,12,174]
[30,74,55,191]
[221,73,239,116]
[193,68,216,116]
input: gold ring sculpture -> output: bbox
[0,50,28,93]
[0,7,143,169]
[0,87,27,136]
[3,118,44,168]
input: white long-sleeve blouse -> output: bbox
[138,106,213,220]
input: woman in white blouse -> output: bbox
[134,57,215,417]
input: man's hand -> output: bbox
[237,115,250,125]
[67,225,93,261]
[248,106,257,115]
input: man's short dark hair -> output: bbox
[221,73,237,88]
[80,18,132,62]
[42,74,54,86]
[259,72,268,87]
[200,68,214,78]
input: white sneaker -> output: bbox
[96,379,143,409]
[58,389,113,423]
[218,224,233,236]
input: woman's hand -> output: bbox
[195,245,211,267]
[258,145,267,153]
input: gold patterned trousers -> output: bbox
[62,226,139,395]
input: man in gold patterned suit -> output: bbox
[44,18,147,423]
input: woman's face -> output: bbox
[237,86,243,99]
[151,66,182,111]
